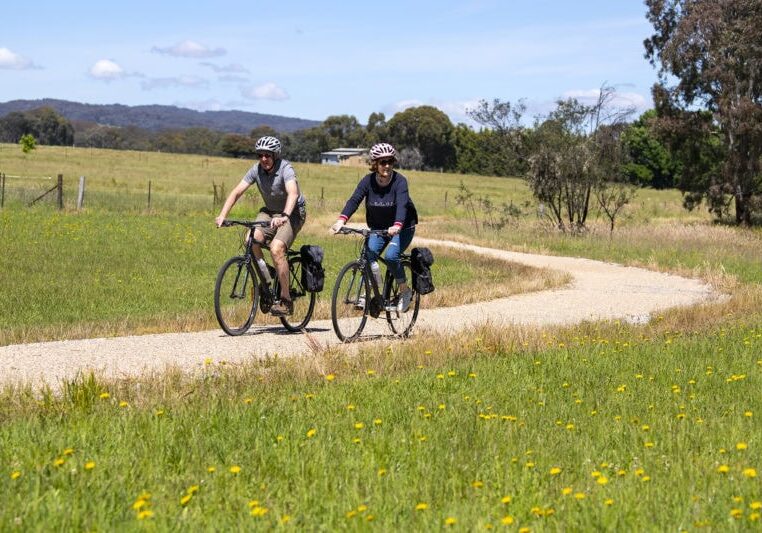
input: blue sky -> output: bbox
[0,0,659,125]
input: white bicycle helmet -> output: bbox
[369,142,397,161]
[255,135,282,155]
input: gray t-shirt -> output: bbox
[242,159,306,214]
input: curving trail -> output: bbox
[0,239,717,387]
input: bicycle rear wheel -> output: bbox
[214,256,260,336]
[384,260,420,337]
[331,261,370,342]
[276,257,316,332]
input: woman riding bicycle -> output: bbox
[215,136,306,316]
[330,143,417,313]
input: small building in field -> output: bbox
[320,147,368,166]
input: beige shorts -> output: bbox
[255,208,305,248]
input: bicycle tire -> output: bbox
[331,261,370,342]
[384,259,420,337]
[214,256,260,336]
[276,257,316,332]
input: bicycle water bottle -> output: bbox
[370,261,382,289]
[257,258,272,283]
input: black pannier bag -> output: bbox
[300,244,325,292]
[411,247,435,295]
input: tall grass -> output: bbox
[1,320,759,530]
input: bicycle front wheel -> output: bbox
[214,256,259,336]
[276,257,316,332]
[384,260,420,337]
[331,261,370,342]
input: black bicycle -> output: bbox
[214,219,316,335]
[330,227,420,342]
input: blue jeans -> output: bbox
[367,227,415,283]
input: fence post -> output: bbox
[77,175,86,209]
[1,172,5,209]
[444,190,448,210]
[57,174,63,210]
[147,180,152,210]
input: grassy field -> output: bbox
[1,144,761,530]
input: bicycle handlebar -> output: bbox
[336,226,389,237]
[221,219,270,229]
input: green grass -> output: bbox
[1,207,553,345]
[1,323,760,530]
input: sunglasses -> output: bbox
[257,152,274,159]
[377,159,395,166]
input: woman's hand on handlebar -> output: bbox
[215,214,226,228]
[387,225,401,236]
[330,219,345,234]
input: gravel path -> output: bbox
[0,238,717,388]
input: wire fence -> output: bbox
[0,172,229,214]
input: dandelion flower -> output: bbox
[354,422,364,429]
[550,467,562,475]
[180,494,192,506]
[596,476,609,485]
[251,506,269,517]
[53,458,65,467]
[574,493,586,500]
[472,480,483,488]
[604,498,614,506]
[63,448,75,456]
[306,428,317,438]
[743,468,757,478]
[415,503,428,511]
[730,509,743,519]
[137,510,154,520]
[562,487,573,496]
[444,517,457,526]
[119,401,129,408]
[99,392,110,400]
[207,466,216,473]
[373,418,382,426]
[750,502,762,510]
[229,465,241,474]
[84,461,96,470]
[10,471,21,480]
[736,442,748,451]
[325,374,335,381]
[717,465,730,474]
[377,468,387,477]
[501,515,514,525]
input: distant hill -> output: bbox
[0,99,321,134]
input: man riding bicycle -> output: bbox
[215,136,307,316]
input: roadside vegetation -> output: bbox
[1,145,761,530]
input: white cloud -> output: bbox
[200,62,248,73]
[152,40,225,58]
[0,47,39,70]
[562,87,650,113]
[89,59,126,81]
[241,82,289,101]
[141,75,209,90]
